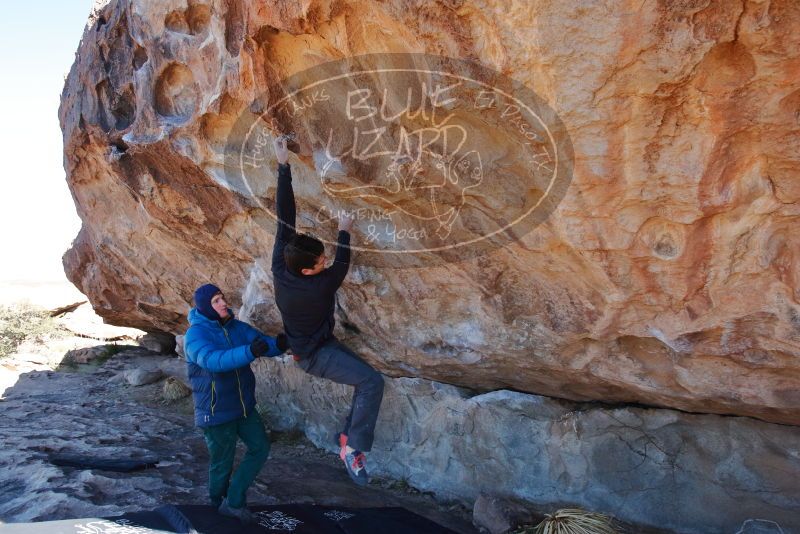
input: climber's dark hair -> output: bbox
[284,233,324,275]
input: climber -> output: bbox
[270,135,385,487]
[184,283,289,524]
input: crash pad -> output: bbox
[0,503,460,533]
[48,453,159,473]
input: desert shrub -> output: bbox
[0,303,66,358]
[514,508,618,534]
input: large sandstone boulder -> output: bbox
[59,1,800,530]
[60,0,800,426]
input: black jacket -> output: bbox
[271,163,351,358]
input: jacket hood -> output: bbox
[188,307,235,326]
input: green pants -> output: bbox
[202,410,270,509]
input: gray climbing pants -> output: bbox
[297,340,384,452]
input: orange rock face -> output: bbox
[61,0,800,425]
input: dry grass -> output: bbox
[162,376,192,401]
[0,303,67,358]
[514,508,618,534]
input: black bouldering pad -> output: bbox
[174,503,459,533]
[0,503,459,533]
[49,453,159,473]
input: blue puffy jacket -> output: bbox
[184,308,284,427]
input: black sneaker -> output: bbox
[343,449,369,486]
[218,498,257,524]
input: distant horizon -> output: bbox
[0,1,94,284]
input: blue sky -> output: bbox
[0,1,93,281]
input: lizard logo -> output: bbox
[228,54,573,266]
